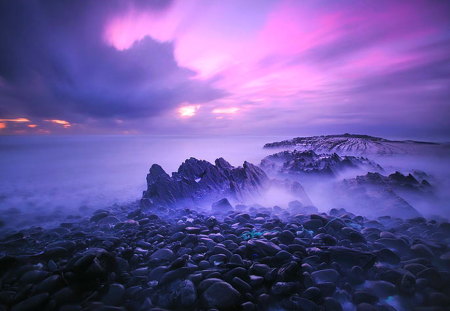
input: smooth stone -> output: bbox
[53,287,77,306]
[356,303,377,311]
[316,282,336,297]
[379,231,396,238]
[376,238,409,253]
[350,266,365,284]
[35,275,64,293]
[150,249,174,261]
[303,220,323,230]
[202,281,240,309]
[366,280,396,298]
[275,250,292,261]
[90,212,110,222]
[411,244,434,258]
[185,227,201,234]
[47,260,58,272]
[375,248,400,264]
[11,293,49,311]
[0,291,16,305]
[213,246,232,259]
[102,283,125,306]
[278,230,295,244]
[59,306,82,311]
[246,239,282,257]
[232,277,252,293]
[241,301,256,311]
[159,267,192,286]
[416,268,442,288]
[249,263,271,276]
[249,275,264,287]
[209,254,227,265]
[376,269,403,285]
[224,267,248,281]
[399,273,416,295]
[281,295,318,311]
[324,297,342,311]
[302,287,321,302]
[426,292,450,307]
[404,263,427,275]
[199,260,210,269]
[311,269,339,283]
[198,278,223,293]
[353,291,378,304]
[211,198,234,214]
[19,270,49,284]
[159,280,197,308]
[341,227,366,243]
[229,254,244,266]
[97,216,120,226]
[132,267,149,277]
[271,282,295,296]
[312,233,337,246]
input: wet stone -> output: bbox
[150,248,174,261]
[102,283,125,306]
[323,297,342,311]
[302,287,321,302]
[202,281,240,310]
[311,269,339,284]
[11,293,49,311]
[375,248,400,264]
[353,291,379,304]
[366,280,397,298]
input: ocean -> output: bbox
[1,135,449,231]
[0,135,285,229]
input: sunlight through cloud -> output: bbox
[212,107,240,114]
[178,105,200,118]
[0,118,30,122]
[45,119,71,128]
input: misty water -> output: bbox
[1,135,449,231]
[0,135,287,229]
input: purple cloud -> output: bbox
[0,0,449,138]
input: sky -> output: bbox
[0,0,449,139]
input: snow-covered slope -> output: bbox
[264,133,446,155]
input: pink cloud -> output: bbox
[100,0,450,137]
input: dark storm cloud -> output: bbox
[0,0,223,121]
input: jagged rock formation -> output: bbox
[142,157,314,211]
[264,133,443,155]
[347,171,432,194]
[142,157,270,208]
[260,150,383,177]
[334,171,433,218]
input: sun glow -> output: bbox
[45,119,71,128]
[0,118,30,122]
[178,105,200,118]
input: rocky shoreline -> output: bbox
[1,141,449,311]
[1,202,450,311]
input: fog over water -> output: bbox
[0,136,283,227]
[1,135,449,231]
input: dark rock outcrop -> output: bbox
[342,171,432,195]
[142,158,269,208]
[334,172,432,218]
[263,133,442,155]
[260,150,383,177]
